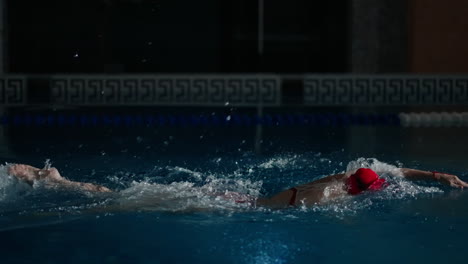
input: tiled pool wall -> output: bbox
[0,75,467,168]
[1,74,467,106]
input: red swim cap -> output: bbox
[346,168,386,195]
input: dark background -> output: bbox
[7,0,348,73]
[6,0,468,74]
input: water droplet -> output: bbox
[43,159,52,170]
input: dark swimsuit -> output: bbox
[235,188,298,207]
[289,188,298,206]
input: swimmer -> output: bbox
[256,168,468,208]
[6,163,468,208]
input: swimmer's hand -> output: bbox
[436,173,468,189]
[8,164,70,185]
[401,168,468,189]
[7,164,38,185]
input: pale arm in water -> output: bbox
[7,164,112,192]
[400,168,468,188]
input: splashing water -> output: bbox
[345,157,403,177]
[0,153,465,264]
[0,165,33,202]
[0,156,449,218]
[43,159,52,170]
[258,155,298,169]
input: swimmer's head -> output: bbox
[346,168,386,195]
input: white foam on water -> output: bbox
[258,155,298,169]
[113,176,263,212]
[168,166,203,180]
[345,157,404,177]
[0,164,34,202]
[43,159,52,170]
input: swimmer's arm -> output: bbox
[50,178,113,193]
[305,173,346,184]
[401,168,468,188]
[400,168,434,180]
[7,164,112,192]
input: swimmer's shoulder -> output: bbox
[294,173,347,190]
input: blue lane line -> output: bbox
[0,113,401,127]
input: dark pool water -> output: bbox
[1,146,467,264]
[1,120,468,264]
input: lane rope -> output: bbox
[0,112,467,127]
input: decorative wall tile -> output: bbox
[304,76,468,105]
[0,77,26,106]
[50,75,281,106]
